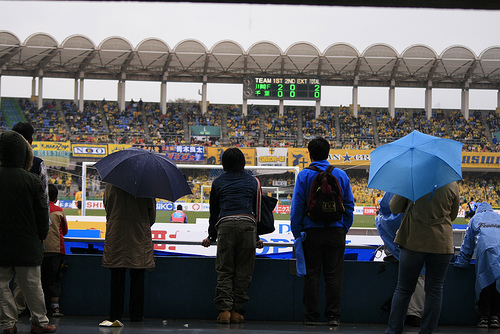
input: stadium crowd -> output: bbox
[3,97,498,152]
[3,97,500,207]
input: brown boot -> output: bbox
[230,311,244,323]
[217,311,231,324]
[30,322,56,333]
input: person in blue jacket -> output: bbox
[291,136,355,326]
[455,202,500,329]
[375,192,425,327]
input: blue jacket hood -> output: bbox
[475,202,492,214]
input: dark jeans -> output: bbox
[387,248,452,334]
[214,218,256,314]
[478,282,500,317]
[109,268,145,321]
[302,227,346,321]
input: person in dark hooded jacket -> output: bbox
[0,130,57,333]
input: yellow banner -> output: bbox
[462,152,500,168]
[288,149,372,169]
[206,147,255,166]
[71,144,108,158]
[32,141,71,151]
[108,144,132,155]
[288,148,310,169]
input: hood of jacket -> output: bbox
[475,202,493,214]
[0,130,33,170]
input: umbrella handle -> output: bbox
[429,184,438,201]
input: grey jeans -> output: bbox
[214,217,256,314]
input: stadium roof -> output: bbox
[1,30,500,90]
[77,0,500,10]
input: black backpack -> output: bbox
[305,165,344,224]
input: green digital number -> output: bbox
[278,84,284,97]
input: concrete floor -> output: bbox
[9,316,490,334]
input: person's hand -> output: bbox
[256,239,264,249]
[201,238,212,247]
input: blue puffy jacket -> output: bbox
[290,160,354,239]
[454,202,500,300]
[375,192,403,260]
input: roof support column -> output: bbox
[279,100,284,116]
[31,77,36,99]
[160,76,167,115]
[461,83,470,119]
[78,78,84,112]
[73,78,79,105]
[242,99,247,116]
[352,76,359,117]
[37,71,43,110]
[316,100,321,118]
[389,80,395,118]
[117,75,126,112]
[498,90,500,110]
[425,81,432,119]
[201,75,207,115]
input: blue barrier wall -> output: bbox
[60,255,477,324]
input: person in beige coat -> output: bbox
[102,183,156,322]
[385,181,460,334]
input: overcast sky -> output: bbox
[1,1,500,109]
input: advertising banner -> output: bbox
[108,144,132,154]
[288,148,371,169]
[165,145,204,162]
[32,141,71,167]
[132,144,162,153]
[206,147,255,166]
[256,147,287,166]
[71,144,108,158]
[461,152,500,169]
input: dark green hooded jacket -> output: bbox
[0,130,49,266]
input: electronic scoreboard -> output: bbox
[242,76,321,100]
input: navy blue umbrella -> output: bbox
[94,147,192,201]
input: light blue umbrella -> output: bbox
[368,130,463,202]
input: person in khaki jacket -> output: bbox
[386,181,460,334]
[102,183,156,322]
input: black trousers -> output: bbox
[109,268,145,321]
[41,254,62,307]
[478,282,500,317]
[302,227,346,321]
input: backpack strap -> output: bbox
[255,177,262,223]
[306,165,335,174]
[305,165,321,173]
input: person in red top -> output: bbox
[41,184,68,317]
[170,205,188,223]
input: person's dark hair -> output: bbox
[308,137,330,161]
[48,183,58,203]
[177,204,183,210]
[221,148,245,172]
[12,122,35,143]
